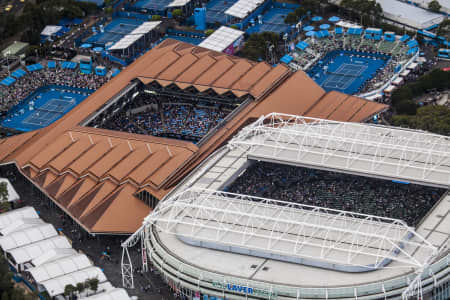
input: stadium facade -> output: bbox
[128,114,450,300]
[0,40,386,235]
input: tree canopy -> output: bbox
[428,0,442,13]
[240,32,280,61]
[0,256,37,300]
[392,105,450,135]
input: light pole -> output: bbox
[5,51,11,76]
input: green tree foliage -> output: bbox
[428,0,442,12]
[240,32,280,61]
[284,7,307,25]
[392,105,450,135]
[0,182,9,203]
[205,29,214,36]
[391,69,450,115]
[340,0,382,26]
[151,15,162,21]
[0,0,99,44]
[64,284,76,300]
[171,9,182,19]
[0,256,36,300]
[86,278,99,294]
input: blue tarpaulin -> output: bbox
[347,28,363,35]
[335,27,343,35]
[1,77,16,86]
[11,69,26,79]
[407,39,418,48]
[296,41,309,50]
[26,63,44,72]
[111,68,121,77]
[61,61,77,69]
[400,34,410,42]
[280,55,293,64]
[47,61,56,69]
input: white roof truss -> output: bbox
[228,113,450,187]
[145,188,437,271]
[225,0,265,19]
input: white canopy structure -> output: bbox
[376,0,444,29]
[0,223,57,251]
[40,25,62,37]
[167,0,191,7]
[0,178,20,202]
[28,254,92,283]
[146,188,437,271]
[40,266,107,297]
[199,26,244,52]
[109,21,161,51]
[228,113,450,187]
[81,288,131,300]
[0,218,45,236]
[225,0,265,19]
[7,236,72,265]
[0,206,38,230]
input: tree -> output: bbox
[205,29,214,36]
[240,32,280,61]
[64,284,76,300]
[428,0,442,12]
[392,105,450,135]
[86,278,99,294]
[151,15,161,21]
[76,282,85,296]
[171,9,182,20]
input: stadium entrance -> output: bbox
[86,80,251,144]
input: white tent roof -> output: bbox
[128,21,161,35]
[41,25,62,37]
[40,267,107,297]
[393,77,403,85]
[0,178,20,202]
[28,254,92,283]
[109,34,143,50]
[0,223,57,251]
[0,206,38,230]
[225,0,264,19]
[199,26,244,52]
[0,218,45,236]
[167,0,191,8]
[7,235,72,265]
[377,0,444,29]
[81,288,131,300]
[32,248,77,267]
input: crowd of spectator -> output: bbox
[97,93,232,142]
[226,161,445,227]
[0,67,107,114]
[289,32,415,95]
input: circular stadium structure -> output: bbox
[122,113,450,300]
[285,26,420,99]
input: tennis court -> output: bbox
[1,85,92,132]
[322,64,367,90]
[133,0,172,11]
[246,7,292,34]
[308,50,390,95]
[85,18,144,48]
[205,0,238,24]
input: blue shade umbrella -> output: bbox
[303,26,315,31]
[306,31,316,37]
[93,47,104,52]
[311,16,323,22]
[80,43,92,48]
[329,16,340,23]
[320,24,330,30]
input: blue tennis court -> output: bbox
[246,6,296,34]
[308,50,390,95]
[205,0,238,24]
[133,0,171,12]
[85,18,144,48]
[2,85,93,132]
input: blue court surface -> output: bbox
[86,18,144,47]
[205,0,238,24]
[307,50,390,95]
[2,85,93,132]
[246,7,293,34]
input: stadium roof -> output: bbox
[229,113,450,187]
[225,0,264,19]
[0,40,386,234]
[147,188,437,270]
[199,26,244,52]
[7,236,72,265]
[377,0,444,29]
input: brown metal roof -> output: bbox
[0,40,387,234]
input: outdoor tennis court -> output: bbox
[322,64,367,90]
[307,50,390,94]
[1,85,92,132]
